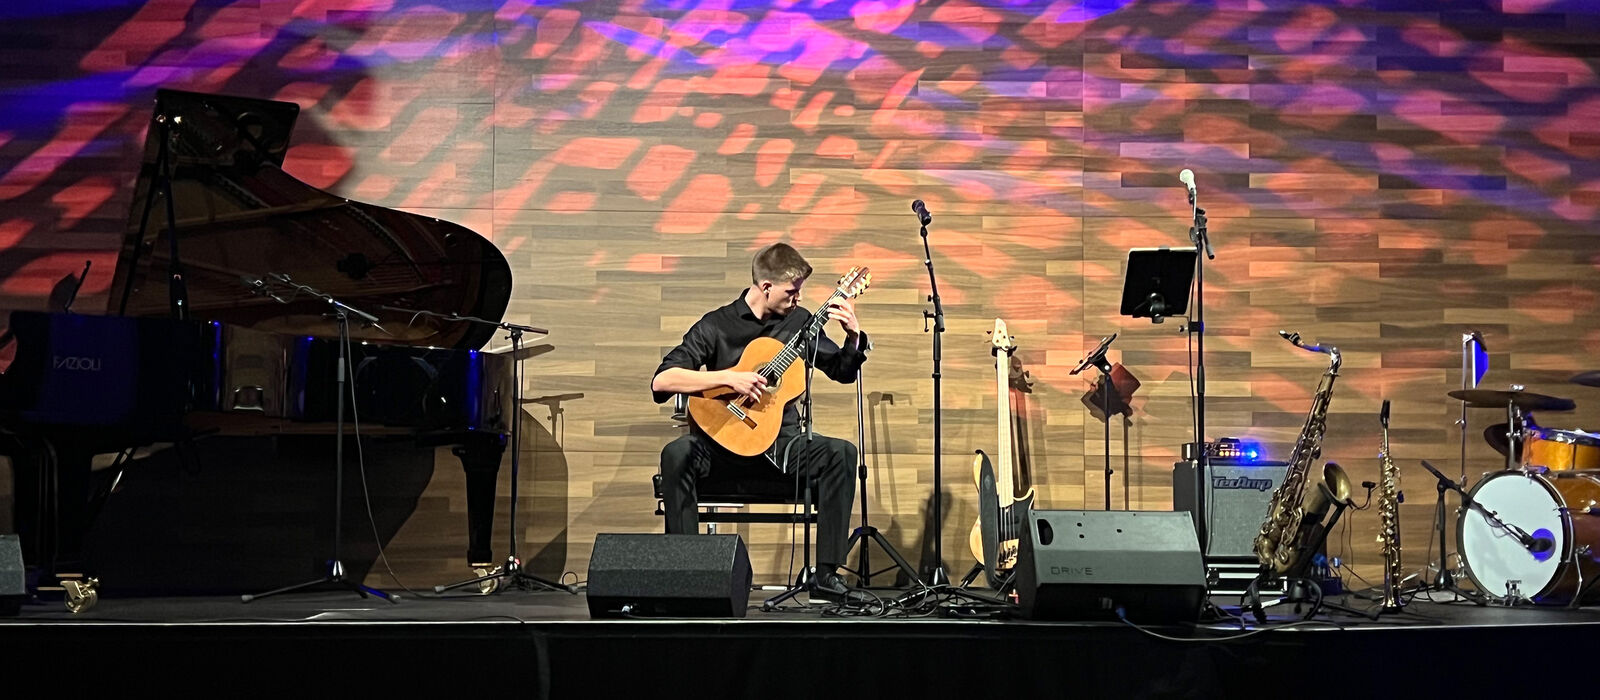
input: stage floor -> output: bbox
[0,584,1585,696]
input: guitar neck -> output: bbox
[765,289,844,377]
[994,346,1017,500]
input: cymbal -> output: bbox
[1448,389,1576,412]
[1572,371,1600,388]
[1483,423,1519,460]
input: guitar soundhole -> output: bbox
[1037,519,1053,546]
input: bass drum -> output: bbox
[1458,470,1600,604]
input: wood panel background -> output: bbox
[2,0,1599,591]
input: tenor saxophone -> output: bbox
[1254,330,1353,576]
[1377,399,1404,611]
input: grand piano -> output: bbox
[0,89,518,594]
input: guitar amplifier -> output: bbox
[1172,459,1288,560]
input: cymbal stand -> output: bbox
[244,276,393,603]
[380,306,574,596]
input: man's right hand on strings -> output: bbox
[720,370,768,403]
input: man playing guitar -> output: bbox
[651,243,869,602]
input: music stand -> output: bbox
[1120,247,1196,324]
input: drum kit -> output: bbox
[1447,372,1600,606]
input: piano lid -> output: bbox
[107,89,513,351]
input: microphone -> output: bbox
[911,199,931,226]
[1178,168,1197,201]
[1528,536,1554,554]
[240,274,289,303]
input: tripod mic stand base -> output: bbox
[760,568,815,611]
[434,557,576,596]
[842,526,924,589]
[242,559,397,604]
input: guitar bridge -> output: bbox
[724,402,758,428]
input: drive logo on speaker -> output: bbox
[1049,566,1094,578]
[1212,475,1273,491]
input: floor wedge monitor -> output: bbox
[586,533,753,618]
[1014,510,1205,623]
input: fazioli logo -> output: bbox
[53,355,102,371]
[1214,476,1274,491]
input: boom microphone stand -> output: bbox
[387,306,574,596]
[914,199,951,586]
[243,274,394,604]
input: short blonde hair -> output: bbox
[751,243,812,284]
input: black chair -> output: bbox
[653,395,818,547]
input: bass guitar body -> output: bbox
[970,449,1035,578]
[686,336,806,457]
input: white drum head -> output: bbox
[1459,472,1566,600]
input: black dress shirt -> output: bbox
[652,291,869,430]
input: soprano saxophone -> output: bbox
[1254,330,1353,576]
[1377,399,1404,611]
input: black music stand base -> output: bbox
[242,559,393,603]
[434,556,572,596]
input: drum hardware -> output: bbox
[1452,387,1577,474]
[1458,331,1489,487]
[1455,467,1600,606]
[1503,580,1523,606]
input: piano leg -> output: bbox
[9,436,92,585]
[452,433,506,567]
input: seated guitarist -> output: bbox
[651,242,869,602]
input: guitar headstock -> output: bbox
[989,318,1017,355]
[836,266,872,299]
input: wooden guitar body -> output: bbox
[685,337,807,457]
[684,267,870,457]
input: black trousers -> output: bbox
[660,429,856,569]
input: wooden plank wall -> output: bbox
[2,1,1599,590]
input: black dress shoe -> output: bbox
[812,571,873,605]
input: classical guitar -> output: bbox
[686,266,871,457]
[969,318,1035,586]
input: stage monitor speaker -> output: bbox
[586,533,752,619]
[1014,510,1205,623]
[0,534,23,617]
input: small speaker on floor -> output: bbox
[1014,510,1205,623]
[586,533,752,619]
[0,535,24,617]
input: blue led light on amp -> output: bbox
[1212,437,1264,464]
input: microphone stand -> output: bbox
[1417,460,1501,604]
[918,209,950,586]
[843,341,923,588]
[381,306,574,596]
[761,324,821,609]
[1185,180,1213,460]
[243,274,393,603]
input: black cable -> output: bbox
[1115,606,1344,643]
